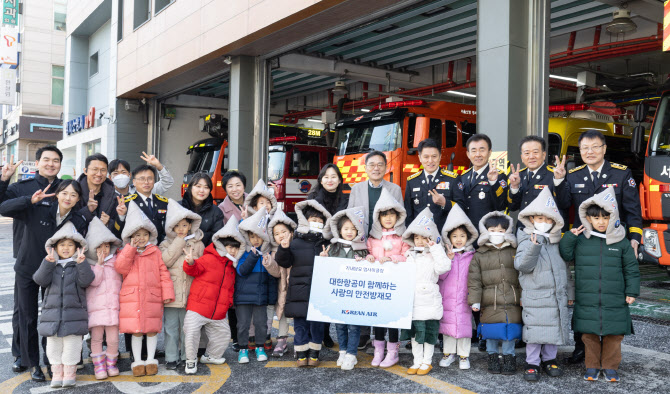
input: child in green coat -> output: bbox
[559,187,640,383]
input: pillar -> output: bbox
[476,0,550,166]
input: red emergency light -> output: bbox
[269,136,299,143]
[658,185,670,192]
[548,104,590,112]
[372,100,427,111]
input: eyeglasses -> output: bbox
[87,168,107,175]
[366,163,386,169]
[135,177,155,183]
[579,144,605,153]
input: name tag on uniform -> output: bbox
[436,182,449,190]
[412,188,421,192]
[478,181,489,185]
[602,184,618,188]
[575,184,585,188]
[534,185,547,190]
[157,209,167,214]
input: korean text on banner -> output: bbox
[0,68,15,104]
[0,24,18,68]
[2,0,18,26]
[307,256,416,329]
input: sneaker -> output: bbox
[231,342,240,352]
[357,335,370,350]
[524,364,540,381]
[272,337,288,357]
[541,359,563,377]
[166,361,178,370]
[602,369,619,382]
[459,357,470,370]
[200,355,226,365]
[337,351,347,367]
[238,349,250,364]
[184,360,197,375]
[341,354,358,371]
[583,368,600,381]
[255,347,268,362]
[439,354,457,368]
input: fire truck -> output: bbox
[332,99,477,193]
[183,115,336,214]
[632,79,670,274]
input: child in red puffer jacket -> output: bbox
[181,219,242,374]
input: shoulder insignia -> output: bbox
[569,164,586,174]
[520,167,528,172]
[124,193,138,203]
[461,167,472,174]
[440,168,457,178]
[610,163,628,170]
[547,165,554,173]
[155,194,168,203]
[407,170,423,181]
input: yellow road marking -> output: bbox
[0,364,230,394]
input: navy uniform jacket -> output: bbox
[508,164,567,230]
[554,160,642,242]
[113,193,169,244]
[404,168,464,231]
[461,164,508,228]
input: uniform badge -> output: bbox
[479,191,486,200]
[584,177,588,181]
[575,184,585,188]
[414,198,420,205]
[421,180,425,184]
[536,175,541,179]
[412,188,421,192]
[158,209,167,214]
[458,182,464,190]
[534,185,546,189]
[628,178,636,187]
[500,180,507,188]
[436,182,448,190]
[602,174,607,179]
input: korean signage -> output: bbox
[66,107,97,135]
[0,23,17,67]
[0,67,14,104]
[19,160,36,180]
[307,257,415,329]
[3,0,18,26]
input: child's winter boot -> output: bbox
[50,364,63,388]
[62,365,77,387]
[145,359,159,376]
[272,336,287,357]
[296,350,308,367]
[380,342,399,368]
[91,353,108,380]
[371,340,385,367]
[106,352,119,377]
[131,360,146,377]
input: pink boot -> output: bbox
[62,365,77,387]
[371,340,386,367]
[91,352,108,380]
[379,342,399,368]
[106,352,119,377]
[50,364,63,388]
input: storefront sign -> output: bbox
[0,24,18,68]
[0,67,14,104]
[307,256,415,329]
[2,0,18,26]
[66,107,96,135]
[19,160,36,180]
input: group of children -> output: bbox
[33,177,639,387]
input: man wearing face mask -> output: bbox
[108,152,174,197]
[507,136,566,232]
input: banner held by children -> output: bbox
[307,256,416,329]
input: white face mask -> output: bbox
[414,247,425,252]
[534,222,553,234]
[113,174,131,189]
[451,247,465,253]
[309,221,324,233]
[488,232,506,244]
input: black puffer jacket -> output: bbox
[75,175,118,230]
[275,231,329,318]
[33,259,95,337]
[0,196,89,277]
[309,188,349,216]
[180,193,224,246]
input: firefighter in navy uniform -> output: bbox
[553,130,643,364]
[507,136,566,231]
[404,138,465,231]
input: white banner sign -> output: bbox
[0,68,15,104]
[0,24,18,68]
[307,256,416,329]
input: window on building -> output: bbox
[117,0,124,41]
[89,52,99,77]
[85,140,102,157]
[51,66,64,106]
[134,0,151,29]
[54,0,67,31]
[154,0,173,14]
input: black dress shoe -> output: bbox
[568,349,585,364]
[323,334,334,348]
[31,366,45,382]
[12,357,26,373]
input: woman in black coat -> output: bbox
[0,179,90,377]
[307,163,348,216]
[180,173,224,247]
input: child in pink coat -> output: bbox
[85,217,123,380]
[116,203,175,378]
[365,188,410,368]
[438,205,478,370]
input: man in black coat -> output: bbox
[75,154,119,230]
[404,138,464,231]
[0,146,62,380]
